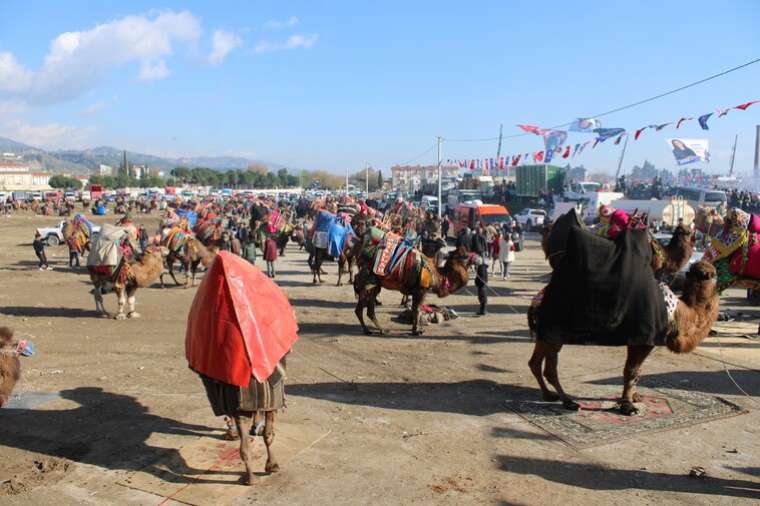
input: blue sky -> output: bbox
[1,1,759,175]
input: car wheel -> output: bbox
[46,234,60,246]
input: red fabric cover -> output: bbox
[749,214,760,233]
[730,236,760,279]
[607,209,631,239]
[185,251,298,386]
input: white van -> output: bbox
[420,195,439,212]
[671,187,727,209]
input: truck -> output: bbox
[515,165,563,198]
[609,198,695,228]
[449,201,510,238]
[88,184,104,201]
[36,220,101,246]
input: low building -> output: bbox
[0,166,52,191]
[98,164,113,176]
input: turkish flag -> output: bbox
[735,100,759,111]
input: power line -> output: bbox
[444,56,760,143]
[396,143,437,165]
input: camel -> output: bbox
[354,245,470,335]
[62,216,94,256]
[528,210,718,415]
[0,327,22,408]
[89,245,166,320]
[160,234,215,289]
[528,261,718,415]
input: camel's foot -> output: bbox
[127,311,141,319]
[411,329,424,336]
[541,391,560,402]
[265,461,280,473]
[312,279,318,284]
[241,473,255,486]
[362,328,372,336]
[224,427,239,441]
[561,399,581,411]
[619,400,639,416]
[631,392,643,403]
[375,299,382,307]
[114,313,127,321]
[98,311,111,319]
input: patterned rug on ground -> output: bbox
[504,381,747,450]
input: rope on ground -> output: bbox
[714,333,760,408]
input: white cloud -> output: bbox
[254,33,318,53]
[0,119,94,149]
[208,29,242,65]
[139,60,171,80]
[0,10,201,105]
[264,17,299,30]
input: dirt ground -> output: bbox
[0,210,759,505]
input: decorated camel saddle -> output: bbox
[363,229,429,290]
[64,214,95,253]
[699,207,760,291]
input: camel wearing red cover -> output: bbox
[89,245,166,320]
[0,327,22,408]
[353,246,470,335]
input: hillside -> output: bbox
[0,136,285,174]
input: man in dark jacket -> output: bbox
[471,225,489,315]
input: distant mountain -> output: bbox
[0,136,286,174]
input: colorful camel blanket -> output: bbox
[538,221,669,347]
[163,226,191,253]
[371,234,422,283]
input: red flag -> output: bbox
[676,117,692,129]
[561,145,571,159]
[469,160,475,171]
[517,124,542,135]
[498,157,505,170]
[534,151,544,162]
[614,133,625,145]
[634,127,647,140]
[735,100,759,111]
[511,154,522,166]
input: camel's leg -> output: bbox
[184,260,192,289]
[167,258,181,286]
[114,287,127,320]
[542,344,578,410]
[337,257,344,287]
[410,291,424,336]
[93,284,108,316]
[620,345,654,415]
[367,288,385,334]
[528,341,559,402]
[263,411,279,473]
[348,257,355,284]
[233,413,255,485]
[355,294,372,335]
[126,286,140,318]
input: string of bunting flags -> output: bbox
[447,98,758,175]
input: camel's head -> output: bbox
[683,261,717,304]
[435,247,470,297]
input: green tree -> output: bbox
[49,175,82,189]
[377,170,383,190]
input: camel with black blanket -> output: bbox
[528,210,718,415]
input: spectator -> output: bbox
[489,231,502,276]
[263,234,278,278]
[500,233,515,280]
[33,232,51,271]
[471,225,489,316]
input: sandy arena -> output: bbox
[1,212,759,505]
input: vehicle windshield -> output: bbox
[482,214,509,225]
[703,191,726,202]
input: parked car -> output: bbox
[515,208,547,231]
[36,220,101,246]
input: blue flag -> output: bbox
[698,113,713,130]
[593,128,625,142]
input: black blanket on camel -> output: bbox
[537,216,668,346]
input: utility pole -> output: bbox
[496,123,503,160]
[437,136,443,223]
[613,134,629,183]
[729,134,738,177]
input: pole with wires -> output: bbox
[437,136,443,224]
